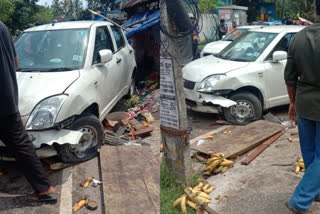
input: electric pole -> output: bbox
[160,0,193,184]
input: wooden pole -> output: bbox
[88,9,130,32]
[160,0,192,184]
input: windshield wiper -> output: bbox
[44,67,75,72]
[230,58,248,62]
[16,68,41,72]
[216,54,230,60]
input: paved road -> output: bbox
[0,156,104,214]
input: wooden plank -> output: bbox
[100,146,160,214]
[241,132,284,165]
[191,120,285,159]
[190,126,231,144]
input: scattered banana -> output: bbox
[295,158,305,174]
[203,153,234,175]
[81,176,94,188]
[72,198,89,212]
[172,183,215,213]
[203,135,214,140]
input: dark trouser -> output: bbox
[0,112,51,193]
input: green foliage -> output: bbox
[160,161,203,214]
[198,0,223,13]
[87,0,117,11]
[32,6,54,25]
[0,0,22,23]
[283,0,315,20]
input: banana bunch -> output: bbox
[295,158,305,174]
[203,153,234,175]
[172,182,214,214]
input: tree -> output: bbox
[52,0,63,16]
[198,0,223,13]
[32,6,54,25]
[0,0,21,24]
[86,0,118,12]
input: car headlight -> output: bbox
[26,95,67,130]
[197,75,226,93]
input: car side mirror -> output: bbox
[272,51,287,62]
[99,49,113,64]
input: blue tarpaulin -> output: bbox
[122,9,160,38]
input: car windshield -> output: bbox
[217,32,277,62]
[15,29,89,72]
[223,29,248,41]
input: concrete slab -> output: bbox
[205,131,320,214]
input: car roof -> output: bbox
[24,21,112,32]
[237,25,264,29]
[248,25,306,33]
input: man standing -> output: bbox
[230,21,238,32]
[284,1,320,213]
[0,21,57,202]
[217,19,228,40]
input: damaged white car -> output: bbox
[183,26,305,125]
[0,21,137,162]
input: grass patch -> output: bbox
[160,161,202,214]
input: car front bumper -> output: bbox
[184,87,237,114]
[0,129,83,160]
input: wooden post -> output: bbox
[160,0,192,184]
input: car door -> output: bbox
[91,26,122,118]
[264,33,296,108]
[110,25,131,96]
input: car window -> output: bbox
[93,27,114,64]
[266,33,296,60]
[111,26,125,50]
[15,29,89,71]
[223,29,248,41]
[217,32,277,62]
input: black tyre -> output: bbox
[56,114,104,163]
[223,92,262,125]
[124,77,136,99]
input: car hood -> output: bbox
[183,55,249,82]
[202,41,232,54]
[17,70,80,116]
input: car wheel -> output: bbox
[56,113,104,163]
[124,77,136,99]
[223,92,262,125]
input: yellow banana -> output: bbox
[298,162,305,169]
[203,184,210,191]
[208,156,219,163]
[72,199,88,212]
[220,159,234,166]
[212,153,225,158]
[173,197,182,208]
[295,165,301,174]
[196,196,210,203]
[204,185,215,194]
[204,160,221,172]
[221,166,228,174]
[187,200,197,210]
[203,136,214,139]
[181,195,187,214]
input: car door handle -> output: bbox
[129,50,133,54]
[116,58,122,64]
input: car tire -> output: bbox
[124,77,136,99]
[55,113,104,163]
[223,92,262,125]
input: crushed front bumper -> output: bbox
[184,87,237,114]
[0,129,83,160]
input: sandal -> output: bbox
[27,192,58,203]
[286,202,312,214]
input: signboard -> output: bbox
[160,57,180,129]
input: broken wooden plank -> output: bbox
[190,126,231,144]
[132,127,154,136]
[100,146,160,214]
[191,120,285,159]
[241,132,284,165]
[128,118,145,131]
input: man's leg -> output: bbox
[289,116,320,210]
[0,113,51,193]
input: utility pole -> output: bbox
[160,0,193,184]
[281,0,286,19]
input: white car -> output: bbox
[183,25,305,125]
[0,21,137,162]
[201,26,263,57]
